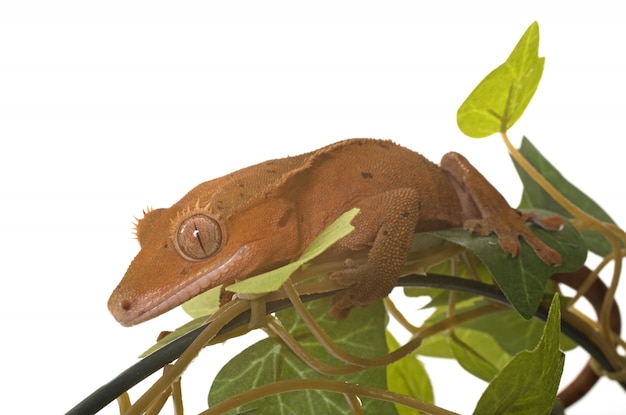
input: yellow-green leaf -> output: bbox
[228,208,358,295]
[457,22,544,138]
[181,285,222,318]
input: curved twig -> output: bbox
[197,379,461,415]
[64,274,625,415]
[552,267,622,406]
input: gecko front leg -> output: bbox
[441,152,563,266]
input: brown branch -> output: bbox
[552,267,621,407]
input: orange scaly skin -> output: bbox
[108,139,562,326]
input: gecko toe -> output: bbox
[521,232,563,266]
[329,291,357,319]
[522,212,565,231]
[497,234,521,258]
[464,219,491,236]
[530,241,562,266]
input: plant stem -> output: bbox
[197,379,461,415]
[123,300,249,415]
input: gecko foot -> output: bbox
[464,210,563,266]
[327,262,396,319]
[521,211,564,231]
[329,291,358,320]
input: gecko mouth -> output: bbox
[110,245,251,326]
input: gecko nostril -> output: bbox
[121,300,132,311]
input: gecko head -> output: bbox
[108,243,252,327]
[108,197,300,326]
[108,207,244,326]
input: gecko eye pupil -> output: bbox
[175,214,222,261]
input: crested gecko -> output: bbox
[108,138,563,326]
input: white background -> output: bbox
[1,1,625,414]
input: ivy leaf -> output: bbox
[457,22,543,138]
[386,332,433,415]
[208,299,396,414]
[415,299,519,381]
[449,333,501,382]
[473,294,564,415]
[416,306,576,382]
[428,211,586,319]
[228,208,358,295]
[514,137,617,256]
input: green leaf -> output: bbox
[298,207,358,263]
[449,333,501,382]
[473,294,565,415]
[386,332,433,415]
[228,208,358,294]
[416,304,576,382]
[461,308,577,354]
[457,22,544,138]
[208,298,397,414]
[428,211,586,319]
[515,137,617,256]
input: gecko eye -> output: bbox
[175,214,222,261]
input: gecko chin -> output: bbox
[108,245,252,327]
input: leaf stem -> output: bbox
[123,300,250,415]
[281,279,372,367]
[343,392,365,414]
[413,303,503,340]
[263,315,363,375]
[384,297,420,333]
[197,379,461,415]
[115,393,131,414]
